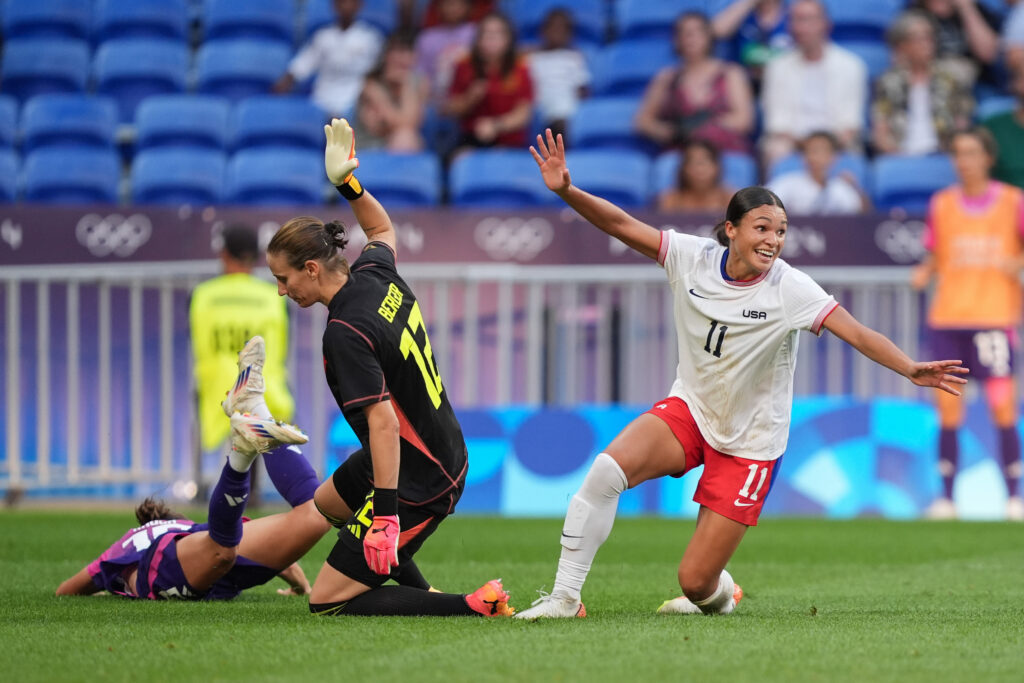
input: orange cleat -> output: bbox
[466,579,515,617]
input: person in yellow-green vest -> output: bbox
[190,224,295,481]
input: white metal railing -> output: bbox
[1,261,922,491]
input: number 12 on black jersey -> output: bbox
[400,301,444,408]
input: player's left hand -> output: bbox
[363,514,400,575]
[530,128,571,194]
[907,359,969,396]
[324,117,359,185]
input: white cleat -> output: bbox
[222,336,271,419]
[925,497,957,520]
[230,412,308,457]
[1006,496,1024,521]
[513,592,586,620]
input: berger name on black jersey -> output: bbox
[322,242,467,505]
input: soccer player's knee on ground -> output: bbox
[678,567,720,603]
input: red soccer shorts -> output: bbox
[645,396,782,526]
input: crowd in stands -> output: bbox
[2,0,1024,213]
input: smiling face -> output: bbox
[266,250,322,308]
[723,204,788,281]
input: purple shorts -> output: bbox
[929,327,1016,381]
[135,528,278,601]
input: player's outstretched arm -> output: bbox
[324,118,397,254]
[56,566,102,596]
[822,305,969,396]
[530,128,662,261]
[275,562,312,596]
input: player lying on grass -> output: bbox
[263,117,512,617]
[515,129,970,619]
[56,338,330,600]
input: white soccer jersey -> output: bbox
[658,230,838,461]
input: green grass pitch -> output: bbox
[2,510,1023,682]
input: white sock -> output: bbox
[226,447,257,473]
[692,569,736,615]
[551,453,627,601]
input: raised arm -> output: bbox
[324,118,397,253]
[529,129,662,261]
[822,305,968,396]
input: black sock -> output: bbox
[310,586,476,616]
[394,559,431,590]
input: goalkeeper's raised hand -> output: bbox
[324,117,359,186]
[529,128,571,195]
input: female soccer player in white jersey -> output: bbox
[515,130,969,619]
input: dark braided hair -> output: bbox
[267,216,351,275]
[135,497,180,525]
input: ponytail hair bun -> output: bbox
[324,220,349,251]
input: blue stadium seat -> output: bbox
[616,0,708,41]
[94,39,189,121]
[653,150,758,194]
[204,0,295,49]
[305,0,395,37]
[977,96,1016,122]
[1,38,90,101]
[21,94,118,153]
[590,40,676,96]
[836,40,891,82]
[132,148,226,205]
[196,40,293,103]
[0,96,18,148]
[449,149,556,207]
[873,155,957,213]
[0,149,17,201]
[3,0,91,40]
[566,149,651,207]
[510,0,605,47]
[354,151,441,207]
[568,97,650,151]
[22,147,121,203]
[94,0,189,42]
[135,96,232,151]
[767,152,870,190]
[825,0,905,42]
[227,147,324,205]
[231,96,325,151]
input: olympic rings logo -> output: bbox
[474,217,553,261]
[874,219,926,264]
[76,213,153,257]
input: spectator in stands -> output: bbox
[272,0,383,117]
[415,0,477,104]
[760,0,867,166]
[1002,0,1024,74]
[656,140,733,213]
[768,131,868,215]
[634,12,755,154]
[420,0,494,28]
[982,65,1024,188]
[444,12,534,152]
[872,10,974,157]
[527,9,591,139]
[711,0,791,87]
[912,0,1001,88]
[355,34,427,152]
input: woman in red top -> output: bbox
[444,12,534,151]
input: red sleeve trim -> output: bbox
[812,301,840,336]
[657,230,669,267]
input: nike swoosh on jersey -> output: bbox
[733,499,755,507]
[688,288,710,299]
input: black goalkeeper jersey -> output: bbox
[323,241,467,506]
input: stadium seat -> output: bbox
[22,147,121,204]
[0,148,17,201]
[652,150,758,194]
[0,38,90,101]
[354,151,441,207]
[132,148,226,205]
[304,0,395,37]
[509,0,605,47]
[873,154,957,213]
[767,152,870,190]
[226,147,324,205]
[20,94,118,153]
[450,149,556,207]
[977,96,1016,122]
[135,95,232,151]
[568,97,650,152]
[616,0,708,41]
[589,40,676,96]
[0,96,18,148]
[836,40,891,82]
[94,39,189,122]
[825,0,905,42]
[204,0,295,49]
[196,40,293,103]
[2,0,91,40]
[93,0,189,42]
[565,149,651,207]
[231,96,325,151]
